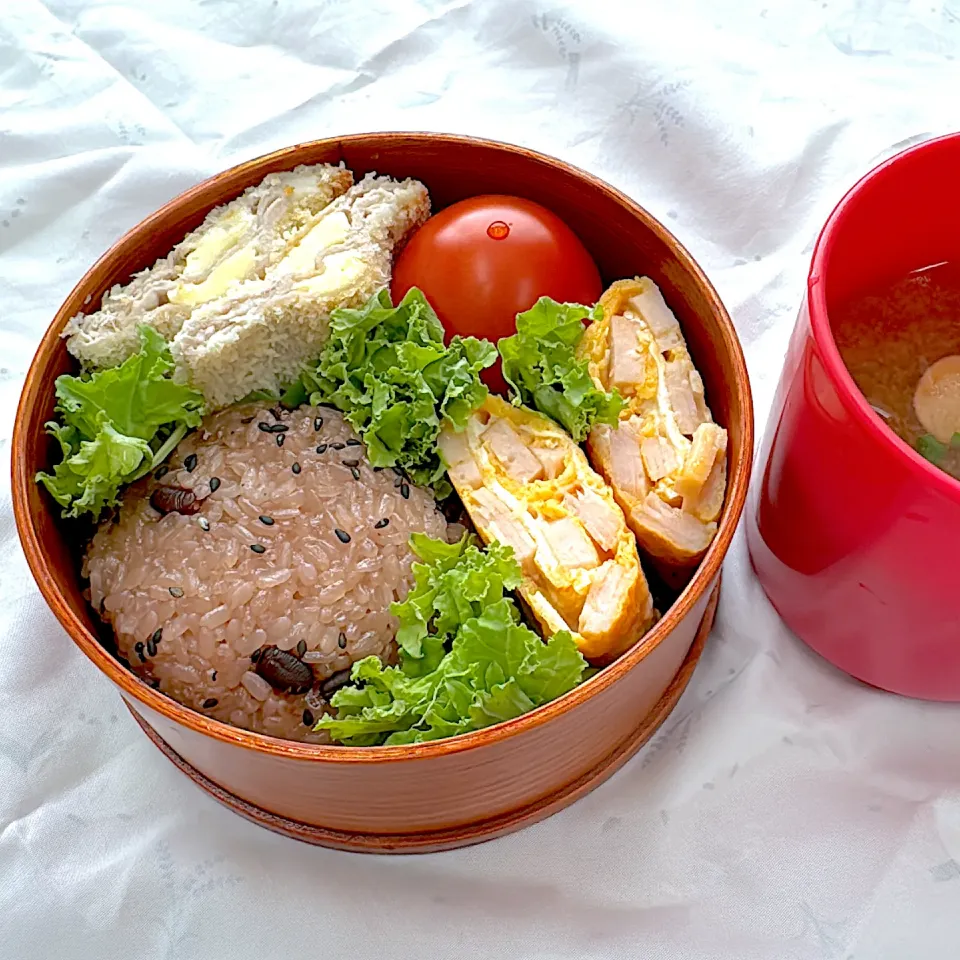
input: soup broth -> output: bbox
[833,261,960,481]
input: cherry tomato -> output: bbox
[391,195,602,394]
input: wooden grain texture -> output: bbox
[130,581,718,854]
[11,133,754,850]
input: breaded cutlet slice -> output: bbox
[63,163,354,370]
[170,174,430,409]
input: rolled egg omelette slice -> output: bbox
[578,278,728,582]
[439,395,655,662]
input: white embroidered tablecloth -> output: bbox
[2,2,960,957]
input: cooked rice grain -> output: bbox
[84,404,450,742]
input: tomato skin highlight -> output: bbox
[391,195,602,395]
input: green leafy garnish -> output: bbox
[915,432,960,466]
[497,297,623,441]
[391,534,523,673]
[299,288,496,496]
[315,534,588,746]
[278,379,309,409]
[238,388,281,405]
[36,325,204,519]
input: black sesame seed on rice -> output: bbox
[241,416,254,424]
[346,439,361,447]
[169,586,184,598]
[257,421,273,433]
[316,443,328,454]
[198,517,210,531]
[209,477,221,492]
[250,543,266,554]
[302,709,315,727]
[338,631,347,649]
[269,407,283,422]
[331,442,345,450]
[335,528,351,543]
[152,628,163,643]
[292,462,301,475]
[184,453,198,472]
[154,466,169,480]
[374,518,390,529]
[259,515,275,526]
[400,482,410,499]
[392,466,404,477]
[269,423,289,434]
[351,467,361,480]
[342,458,360,468]
[202,698,218,709]
[276,434,285,447]
[88,404,455,743]
[146,638,157,657]
[134,641,145,659]
[314,417,323,431]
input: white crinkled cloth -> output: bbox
[2,2,960,958]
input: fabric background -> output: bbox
[2,2,960,957]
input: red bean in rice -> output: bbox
[83,404,450,742]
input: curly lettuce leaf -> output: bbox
[497,297,623,441]
[315,535,588,746]
[299,288,496,495]
[53,326,201,440]
[36,325,204,519]
[38,419,153,519]
[318,599,586,746]
[392,533,522,665]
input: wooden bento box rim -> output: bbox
[12,131,754,765]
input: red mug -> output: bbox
[747,132,960,701]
